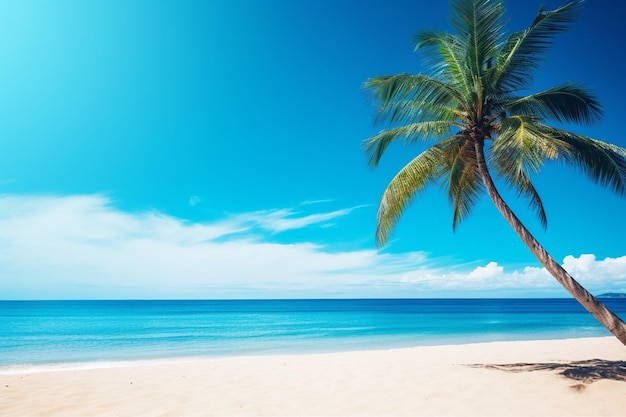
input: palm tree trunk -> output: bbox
[473,137,626,346]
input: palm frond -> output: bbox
[364,74,465,118]
[375,98,461,127]
[449,0,505,77]
[495,163,548,228]
[506,83,603,125]
[441,135,483,229]
[364,74,420,107]
[552,130,626,195]
[511,172,548,229]
[491,116,572,176]
[493,1,581,91]
[414,31,471,96]
[375,145,445,246]
[490,116,572,226]
[363,121,456,167]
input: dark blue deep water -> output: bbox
[1,298,625,367]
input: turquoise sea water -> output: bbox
[1,299,625,367]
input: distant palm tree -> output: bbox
[364,0,626,345]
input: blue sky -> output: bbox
[0,0,625,299]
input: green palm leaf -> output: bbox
[554,131,626,195]
[449,0,505,77]
[414,31,471,96]
[441,136,483,229]
[489,117,555,227]
[492,1,580,91]
[375,145,445,245]
[365,74,466,124]
[364,121,456,167]
[506,83,602,124]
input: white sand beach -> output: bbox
[1,337,625,417]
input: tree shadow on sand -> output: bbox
[468,359,626,385]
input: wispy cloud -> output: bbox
[233,205,365,233]
[299,199,334,205]
[0,194,624,299]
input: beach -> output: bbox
[1,337,625,417]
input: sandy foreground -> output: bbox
[1,337,625,417]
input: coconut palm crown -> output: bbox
[364,0,626,345]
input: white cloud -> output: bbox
[468,261,503,280]
[0,194,624,299]
[562,254,626,284]
[233,206,363,233]
[300,199,334,205]
[399,256,626,295]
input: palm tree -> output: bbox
[363,0,626,345]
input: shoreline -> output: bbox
[0,334,614,374]
[2,336,625,416]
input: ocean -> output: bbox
[1,298,625,368]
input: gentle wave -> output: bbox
[2,298,624,366]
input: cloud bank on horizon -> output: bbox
[0,194,624,300]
